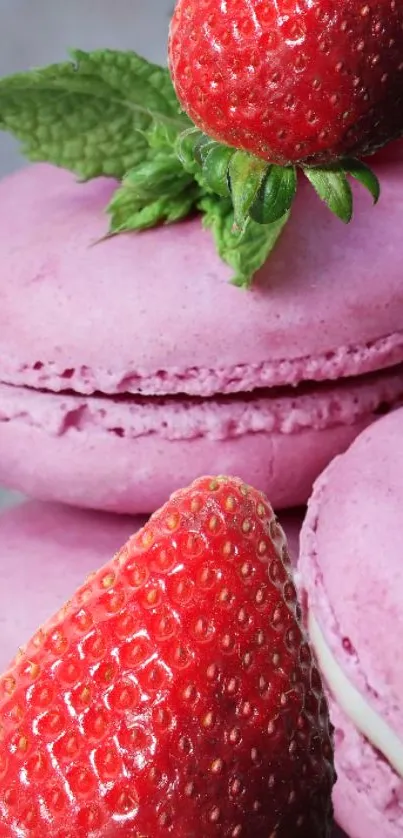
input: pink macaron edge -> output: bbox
[2,163,403,398]
[297,412,403,837]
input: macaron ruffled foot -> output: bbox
[298,409,403,838]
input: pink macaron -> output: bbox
[298,408,403,838]
[1,163,403,513]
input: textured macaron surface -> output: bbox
[0,365,402,513]
[1,164,403,397]
[299,408,403,833]
[300,408,403,737]
[1,366,402,441]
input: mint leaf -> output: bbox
[199,194,290,288]
[107,155,201,233]
[108,185,201,233]
[0,47,294,287]
[144,121,183,154]
[106,122,289,285]
[0,49,188,179]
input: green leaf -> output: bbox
[145,120,185,154]
[176,129,233,196]
[5,45,379,285]
[0,49,188,179]
[250,165,297,224]
[228,151,269,230]
[108,186,201,234]
[107,155,201,233]
[119,156,193,202]
[199,194,290,288]
[200,144,233,197]
[342,158,380,203]
[303,166,353,223]
[175,127,207,177]
[193,134,219,166]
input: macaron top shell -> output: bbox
[1,163,403,396]
[300,407,403,741]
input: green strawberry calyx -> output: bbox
[0,48,380,288]
[177,127,380,226]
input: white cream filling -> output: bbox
[308,611,403,778]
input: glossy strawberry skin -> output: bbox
[169,0,403,165]
[0,477,335,838]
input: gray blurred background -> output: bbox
[0,0,174,508]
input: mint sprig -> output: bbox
[107,159,202,233]
[0,48,290,285]
[106,120,202,232]
[0,49,187,179]
[199,195,290,289]
[0,48,380,288]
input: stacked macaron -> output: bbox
[1,11,403,838]
[1,161,403,513]
[1,144,403,838]
[298,408,403,838]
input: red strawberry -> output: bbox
[0,476,335,838]
[169,0,403,166]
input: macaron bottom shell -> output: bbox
[1,361,403,513]
[0,417,363,514]
[330,699,402,838]
[297,409,403,838]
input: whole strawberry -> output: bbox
[169,0,403,165]
[0,477,335,837]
